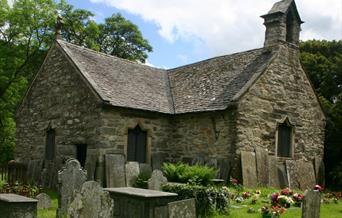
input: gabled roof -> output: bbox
[57,40,275,114]
[262,0,303,23]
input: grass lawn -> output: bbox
[37,189,58,218]
[212,187,342,218]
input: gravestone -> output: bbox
[148,170,168,190]
[126,162,140,187]
[314,157,325,185]
[298,160,316,190]
[255,147,269,186]
[277,162,289,188]
[85,154,97,181]
[217,158,231,181]
[152,153,165,170]
[105,154,126,187]
[302,190,320,218]
[241,151,257,187]
[286,160,300,189]
[139,163,152,177]
[67,181,113,218]
[57,159,87,218]
[36,193,51,209]
[168,198,196,218]
[41,161,58,188]
[27,160,43,185]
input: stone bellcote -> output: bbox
[261,0,303,47]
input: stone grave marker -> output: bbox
[148,170,167,190]
[41,161,58,188]
[302,190,320,218]
[36,193,51,209]
[255,147,269,186]
[139,163,152,177]
[298,160,316,190]
[152,153,165,170]
[286,160,300,189]
[241,151,257,187]
[314,157,325,185]
[105,154,126,187]
[168,198,196,218]
[0,193,38,218]
[217,158,231,181]
[27,159,43,185]
[85,154,97,181]
[68,181,113,218]
[268,155,278,187]
[57,159,87,218]
[126,162,140,187]
[277,162,289,188]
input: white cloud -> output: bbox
[90,0,342,56]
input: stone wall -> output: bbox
[15,45,102,170]
[235,43,325,178]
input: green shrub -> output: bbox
[133,172,151,189]
[162,162,217,186]
[162,183,230,217]
[0,182,41,198]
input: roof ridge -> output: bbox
[167,47,265,72]
[56,39,166,72]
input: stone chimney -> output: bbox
[261,0,303,47]
[55,15,63,40]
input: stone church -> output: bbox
[15,0,325,189]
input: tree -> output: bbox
[0,0,152,163]
[300,40,342,190]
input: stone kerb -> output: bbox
[68,181,113,218]
[57,158,87,218]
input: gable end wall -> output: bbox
[236,43,325,161]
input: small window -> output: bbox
[127,125,147,163]
[76,144,87,168]
[45,129,55,160]
[277,120,293,158]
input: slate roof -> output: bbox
[57,40,275,114]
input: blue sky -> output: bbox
[65,0,342,69]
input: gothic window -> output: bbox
[127,125,147,163]
[277,119,293,158]
[76,144,87,167]
[45,128,55,160]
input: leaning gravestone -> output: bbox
[268,156,278,187]
[217,158,231,181]
[148,170,167,190]
[255,147,269,186]
[139,163,152,177]
[125,162,140,187]
[85,154,97,181]
[36,193,51,209]
[298,160,316,190]
[67,181,113,218]
[57,159,87,218]
[314,157,325,185]
[168,198,196,218]
[241,151,257,187]
[105,154,126,187]
[27,159,43,185]
[286,160,300,190]
[302,190,320,218]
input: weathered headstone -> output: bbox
[168,198,196,218]
[217,158,231,181]
[314,157,325,185]
[148,170,168,190]
[126,162,140,187]
[41,161,58,188]
[277,162,289,188]
[286,160,300,189]
[0,194,38,218]
[105,154,126,187]
[241,151,257,187]
[139,163,152,177]
[268,155,278,187]
[27,159,43,185]
[302,190,320,218]
[255,147,269,186]
[298,160,316,190]
[67,181,113,218]
[57,159,87,218]
[85,154,97,181]
[152,153,165,170]
[36,193,51,209]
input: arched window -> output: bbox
[45,128,55,160]
[127,125,147,163]
[277,118,294,158]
